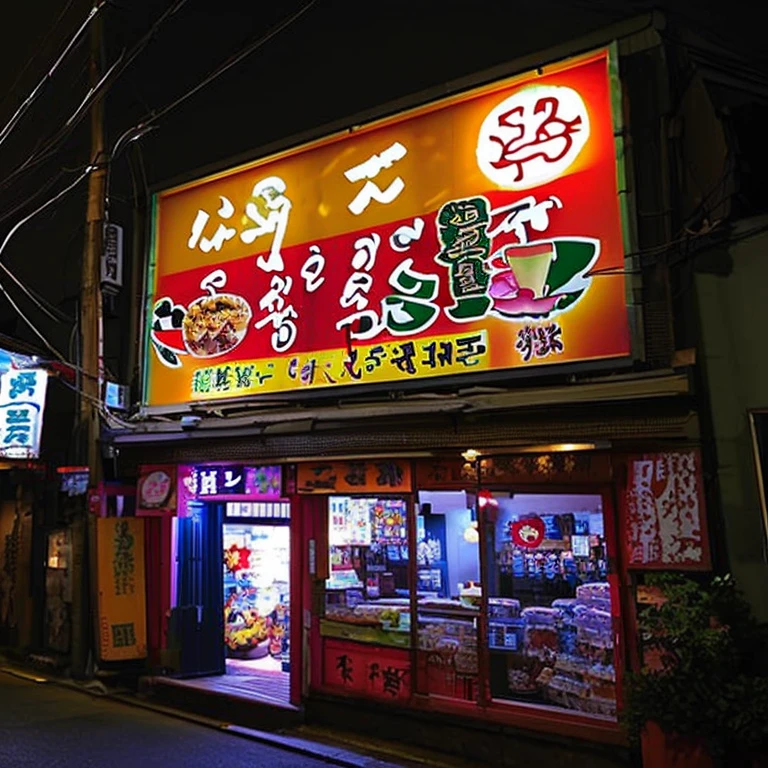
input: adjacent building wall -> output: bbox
[696,222,768,620]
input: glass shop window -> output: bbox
[325,496,412,638]
[484,492,617,720]
[415,490,481,702]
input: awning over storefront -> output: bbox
[109,371,698,471]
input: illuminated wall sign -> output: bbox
[0,368,48,459]
[297,460,412,494]
[143,47,631,408]
[136,464,177,516]
[178,464,282,513]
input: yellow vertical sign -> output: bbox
[96,517,147,661]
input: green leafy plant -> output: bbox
[624,574,768,765]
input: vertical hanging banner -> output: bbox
[143,46,632,409]
[624,450,711,570]
[96,517,148,661]
[0,368,48,459]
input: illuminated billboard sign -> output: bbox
[0,367,48,459]
[143,47,631,408]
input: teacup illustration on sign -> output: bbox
[487,237,599,320]
[182,269,252,358]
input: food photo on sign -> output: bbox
[143,47,632,409]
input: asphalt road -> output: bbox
[0,670,351,768]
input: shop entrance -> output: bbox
[222,501,291,704]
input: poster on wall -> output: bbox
[96,517,148,661]
[624,450,711,570]
[142,46,632,409]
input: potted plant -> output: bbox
[624,574,768,767]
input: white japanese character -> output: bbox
[199,470,217,496]
[188,196,237,253]
[340,273,374,311]
[344,142,407,216]
[255,306,298,353]
[258,274,293,315]
[254,274,298,353]
[241,176,292,273]
[351,233,380,271]
[301,246,326,293]
[270,312,298,352]
[224,471,242,488]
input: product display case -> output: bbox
[323,496,412,648]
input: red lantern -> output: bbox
[510,516,545,549]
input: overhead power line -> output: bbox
[0,166,94,360]
[0,2,106,151]
[108,0,318,162]
[0,0,189,199]
[0,0,75,117]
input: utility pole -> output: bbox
[72,6,105,679]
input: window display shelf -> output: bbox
[320,619,412,648]
[418,604,479,620]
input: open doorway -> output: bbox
[222,502,291,704]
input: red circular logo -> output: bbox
[510,516,545,548]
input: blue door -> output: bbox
[171,501,225,677]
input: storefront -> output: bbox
[115,38,713,763]
[302,453,616,725]
[126,440,709,753]
[295,447,708,744]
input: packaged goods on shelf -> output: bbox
[522,606,559,659]
[586,662,616,700]
[576,582,612,611]
[489,597,521,618]
[455,641,479,675]
[419,616,476,650]
[552,598,584,656]
[585,695,617,718]
[325,602,410,629]
[508,667,538,693]
[575,607,613,650]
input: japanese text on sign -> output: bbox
[97,517,147,661]
[0,368,48,459]
[297,460,412,494]
[144,48,630,408]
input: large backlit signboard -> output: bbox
[143,47,631,408]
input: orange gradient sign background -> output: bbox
[143,47,630,408]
